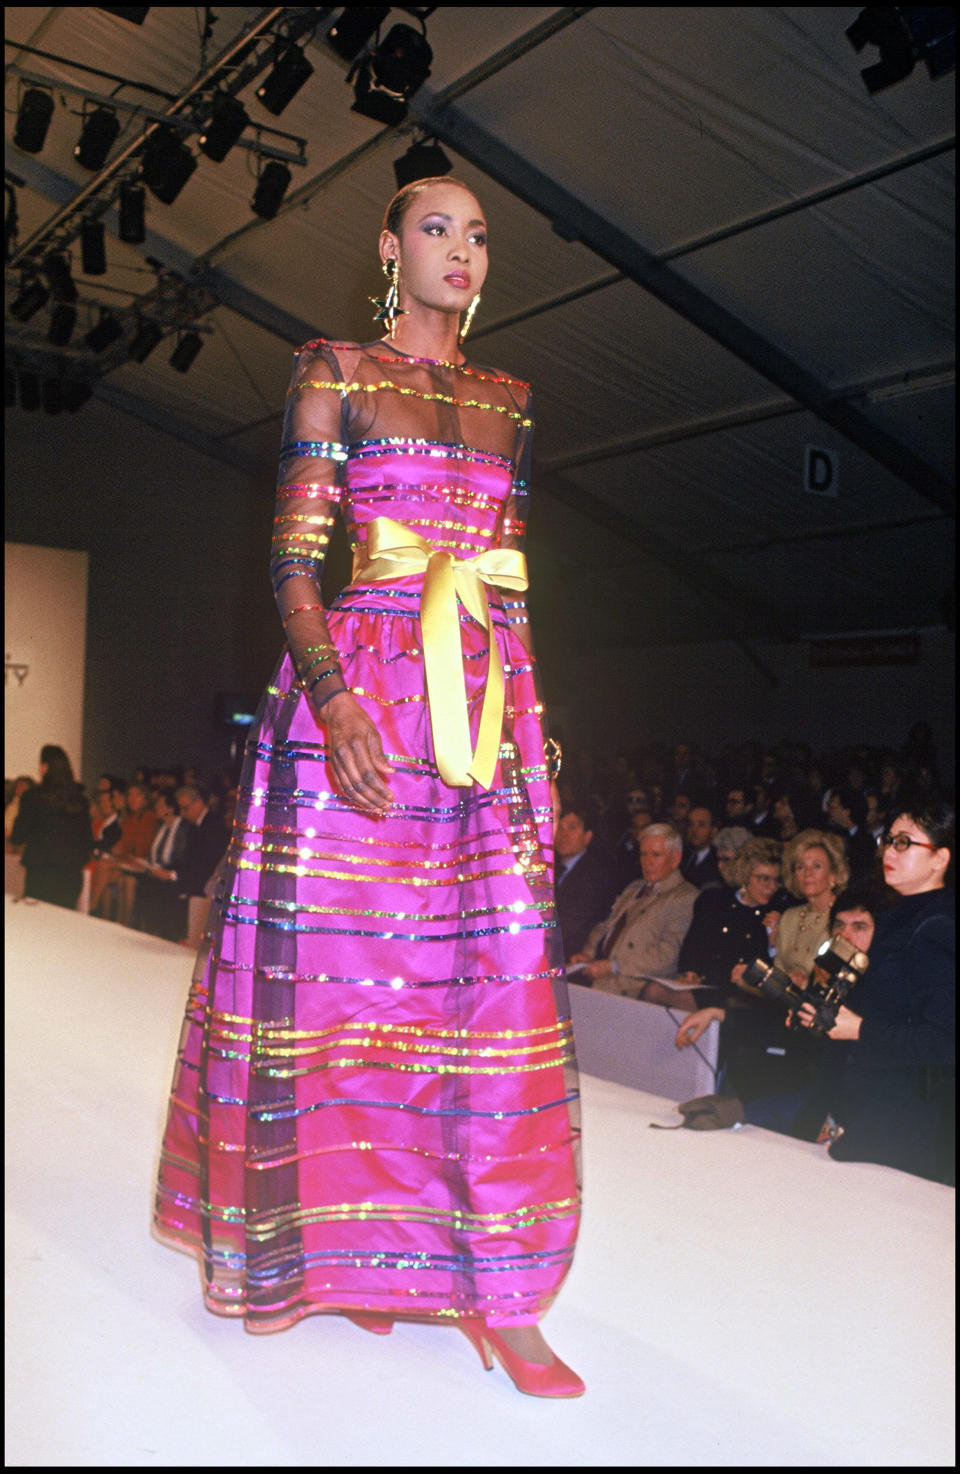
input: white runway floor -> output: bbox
[5,895,955,1467]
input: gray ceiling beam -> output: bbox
[412,90,955,515]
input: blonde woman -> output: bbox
[776,830,850,986]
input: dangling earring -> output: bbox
[459,292,481,343]
[370,257,406,339]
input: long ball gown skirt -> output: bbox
[154,340,582,1333]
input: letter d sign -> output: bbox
[804,445,838,497]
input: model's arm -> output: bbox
[274,343,391,812]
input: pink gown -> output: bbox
[154,339,581,1331]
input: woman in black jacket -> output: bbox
[11,745,93,909]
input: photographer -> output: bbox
[796,801,954,1184]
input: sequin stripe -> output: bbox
[349,478,507,503]
[238,1132,580,1168]
[210,1012,570,1042]
[300,339,529,386]
[219,911,553,941]
[243,1195,580,1239]
[232,1089,580,1121]
[232,816,543,853]
[238,790,553,826]
[277,486,341,504]
[223,889,552,923]
[279,440,348,460]
[232,834,529,870]
[349,438,515,468]
[195,957,561,987]
[291,379,533,428]
[216,1023,573,1058]
[215,1029,573,1065]
[235,857,541,889]
[248,1050,575,1080]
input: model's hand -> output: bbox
[675,1006,725,1048]
[323,691,393,813]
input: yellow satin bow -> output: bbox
[351,516,528,789]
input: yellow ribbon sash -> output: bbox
[351,516,528,790]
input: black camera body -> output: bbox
[740,935,869,1037]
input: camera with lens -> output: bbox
[739,935,869,1037]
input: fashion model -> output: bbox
[154,177,584,1397]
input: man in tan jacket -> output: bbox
[569,824,697,999]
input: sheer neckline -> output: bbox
[370,339,469,370]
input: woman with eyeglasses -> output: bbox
[797,799,955,1183]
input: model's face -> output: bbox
[882,815,949,895]
[795,845,834,901]
[743,864,780,908]
[833,907,875,951]
[686,809,713,847]
[640,834,680,884]
[555,812,591,859]
[382,183,488,320]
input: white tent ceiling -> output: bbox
[5,6,955,657]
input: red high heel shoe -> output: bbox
[459,1322,585,1398]
[342,1310,394,1335]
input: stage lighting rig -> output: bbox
[251,159,292,219]
[47,302,77,347]
[393,137,451,189]
[10,278,50,323]
[170,330,204,373]
[41,252,78,302]
[119,181,146,243]
[84,308,123,353]
[81,216,107,274]
[199,91,250,162]
[14,88,54,154]
[99,8,151,22]
[142,124,197,204]
[349,22,433,126]
[128,317,164,363]
[326,7,390,62]
[75,106,121,170]
[256,39,315,116]
[846,6,956,93]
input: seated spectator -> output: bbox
[555,802,615,960]
[568,824,697,1001]
[669,792,693,838]
[776,830,850,986]
[113,781,159,927]
[133,790,191,940]
[677,837,783,1005]
[4,775,35,841]
[609,792,654,895]
[10,745,92,910]
[796,800,954,1183]
[680,806,721,889]
[151,785,227,935]
[826,784,880,884]
[750,784,778,838]
[712,826,753,887]
[723,786,754,827]
[90,780,129,920]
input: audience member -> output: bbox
[723,786,754,827]
[151,786,227,933]
[568,825,697,1001]
[668,792,693,837]
[609,791,653,894]
[749,784,778,838]
[10,745,92,910]
[4,776,35,841]
[554,803,615,960]
[797,801,954,1183]
[677,837,783,1005]
[113,781,159,927]
[680,806,720,889]
[713,826,753,887]
[133,790,191,940]
[826,784,880,884]
[775,830,850,985]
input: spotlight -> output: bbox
[48,302,77,347]
[128,317,163,363]
[845,5,956,92]
[75,106,121,170]
[42,377,64,415]
[14,88,54,154]
[170,330,203,372]
[251,160,292,219]
[256,41,314,116]
[64,379,93,412]
[326,6,389,62]
[199,92,249,162]
[100,7,150,21]
[902,5,956,80]
[42,252,77,302]
[10,279,50,322]
[142,124,197,204]
[393,138,451,190]
[350,24,433,126]
[85,309,123,353]
[18,372,41,411]
[81,216,107,274]
[118,181,145,243]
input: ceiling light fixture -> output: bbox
[393,137,451,190]
[326,7,390,61]
[199,91,249,162]
[85,309,123,353]
[142,124,197,204]
[349,22,433,126]
[75,106,121,170]
[14,88,55,154]
[10,278,50,322]
[119,180,146,242]
[81,216,107,274]
[170,330,203,373]
[256,40,314,116]
[251,159,292,219]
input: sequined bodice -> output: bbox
[342,439,518,559]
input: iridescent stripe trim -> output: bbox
[299,340,529,389]
[348,438,515,468]
[279,440,348,460]
[219,911,553,941]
